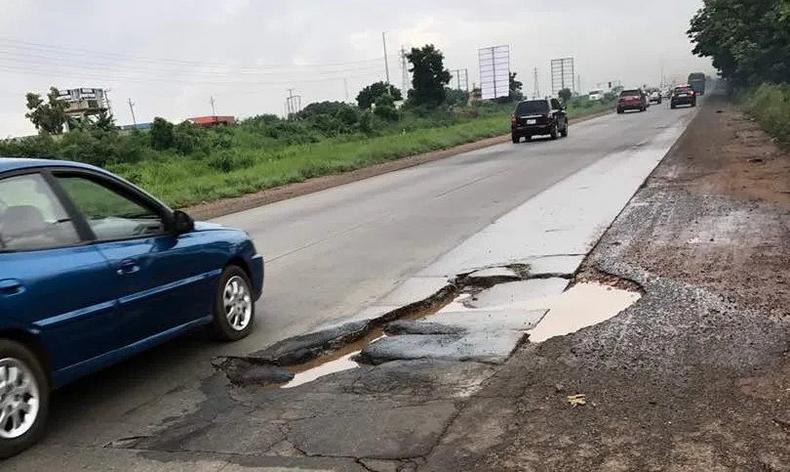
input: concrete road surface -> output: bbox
[6,103,698,469]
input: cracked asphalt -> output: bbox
[6,99,741,470]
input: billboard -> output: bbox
[478,45,510,100]
[550,57,575,96]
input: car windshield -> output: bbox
[620,90,641,97]
[675,87,692,93]
[515,101,549,115]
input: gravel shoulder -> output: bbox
[424,93,790,470]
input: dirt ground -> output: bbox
[422,93,790,471]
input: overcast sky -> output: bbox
[0,0,713,137]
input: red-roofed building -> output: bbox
[186,115,235,127]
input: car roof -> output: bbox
[0,157,104,175]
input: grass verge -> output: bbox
[738,83,790,149]
[111,101,614,208]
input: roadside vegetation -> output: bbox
[738,84,790,148]
[688,0,789,145]
[1,44,613,208]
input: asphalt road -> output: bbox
[9,102,698,465]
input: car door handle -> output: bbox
[117,259,140,275]
[0,279,24,295]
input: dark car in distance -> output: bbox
[511,98,568,143]
[670,85,697,109]
[616,89,648,113]
[0,158,264,457]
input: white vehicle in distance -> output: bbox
[588,90,604,101]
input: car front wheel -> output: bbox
[0,341,49,459]
[210,265,255,341]
[560,123,568,137]
[550,124,559,140]
[511,134,520,143]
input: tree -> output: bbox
[406,44,452,108]
[356,82,402,109]
[373,94,398,121]
[297,101,354,119]
[25,87,68,134]
[150,117,174,150]
[688,0,790,85]
[558,88,573,104]
[509,72,524,101]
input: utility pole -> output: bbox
[127,98,136,125]
[382,32,390,85]
[401,46,409,94]
[210,96,216,116]
[577,74,581,94]
[533,67,540,99]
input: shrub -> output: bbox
[150,117,174,150]
[0,134,57,158]
[741,83,790,148]
[172,121,207,155]
[206,150,254,173]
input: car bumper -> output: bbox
[618,103,643,110]
[672,97,695,105]
[250,254,264,299]
[512,124,553,136]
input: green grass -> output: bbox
[110,100,615,208]
[739,83,790,148]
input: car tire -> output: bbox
[617,107,623,114]
[691,102,697,107]
[0,340,49,459]
[524,135,532,142]
[550,124,559,140]
[511,134,520,144]
[671,103,676,109]
[209,265,255,342]
[560,124,568,137]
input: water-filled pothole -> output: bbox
[526,282,641,342]
[224,269,640,389]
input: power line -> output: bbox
[0,49,389,80]
[0,61,383,88]
[0,37,396,71]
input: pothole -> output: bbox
[526,281,641,343]
[217,264,616,388]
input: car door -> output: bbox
[550,98,567,128]
[0,171,126,387]
[51,171,223,344]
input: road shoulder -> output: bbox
[423,93,790,470]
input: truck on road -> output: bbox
[688,72,706,96]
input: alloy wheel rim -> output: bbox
[223,275,252,331]
[0,357,40,439]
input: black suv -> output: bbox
[511,98,568,143]
[670,85,697,109]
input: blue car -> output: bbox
[0,158,263,457]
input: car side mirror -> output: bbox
[172,210,194,234]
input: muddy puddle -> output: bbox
[525,282,641,342]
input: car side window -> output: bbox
[55,175,166,241]
[0,173,82,251]
[550,98,561,109]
